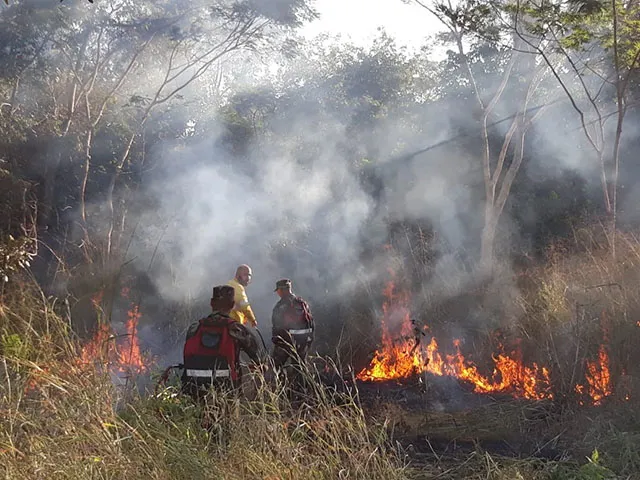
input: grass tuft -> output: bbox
[1,276,408,480]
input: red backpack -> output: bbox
[182,314,240,385]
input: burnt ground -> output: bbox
[345,374,570,464]
[348,374,640,479]
[141,361,638,475]
[354,374,493,412]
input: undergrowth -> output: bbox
[0,276,409,480]
[3,225,640,479]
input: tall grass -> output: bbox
[3,225,640,479]
[0,276,409,480]
[514,228,640,403]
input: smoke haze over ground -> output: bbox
[4,0,640,370]
[7,7,640,479]
[125,38,640,364]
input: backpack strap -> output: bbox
[292,295,314,330]
[201,312,234,327]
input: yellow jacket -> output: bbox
[227,278,257,327]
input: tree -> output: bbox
[502,0,640,257]
[411,0,550,272]
[0,0,317,267]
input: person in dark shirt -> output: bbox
[271,278,314,369]
[185,285,261,363]
[182,285,262,398]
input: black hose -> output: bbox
[254,327,269,353]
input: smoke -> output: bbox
[129,104,376,343]
[8,0,640,370]
[123,40,517,356]
[121,73,495,371]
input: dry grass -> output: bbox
[371,395,640,479]
[3,225,640,479]
[0,277,409,480]
[512,228,640,404]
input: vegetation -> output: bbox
[2,0,640,477]
[2,272,640,478]
[0,278,405,479]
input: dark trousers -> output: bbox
[271,331,313,369]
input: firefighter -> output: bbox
[227,264,258,328]
[271,279,315,370]
[182,285,261,397]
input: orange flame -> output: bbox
[575,345,612,406]
[586,345,612,404]
[447,340,553,400]
[79,322,113,366]
[116,305,146,375]
[357,273,554,400]
[357,264,631,406]
[77,291,147,376]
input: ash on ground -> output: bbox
[350,373,497,412]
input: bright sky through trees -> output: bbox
[300,0,448,57]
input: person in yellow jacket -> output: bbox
[227,264,258,327]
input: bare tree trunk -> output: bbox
[451,31,517,275]
[78,32,151,265]
[608,0,639,260]
[105,132,137,263]
[80,129,92,224]
[509,20,613,215]
[610,0,633,259]
[611,110,623,259]
[479,208,497,272]
[599,149,612,215]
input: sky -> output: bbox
[300,0,448,56]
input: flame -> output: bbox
[358,277,428,380]
[357,264,631,406]
[575,345,612,406]
[357,272,554,401]
[25,291,147,394]
[116,305,146,375]
[79,322,113,366]
[447,340,553,400]
[585,345,612,404]
[77,292,147,376]
[574,311,612,405]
